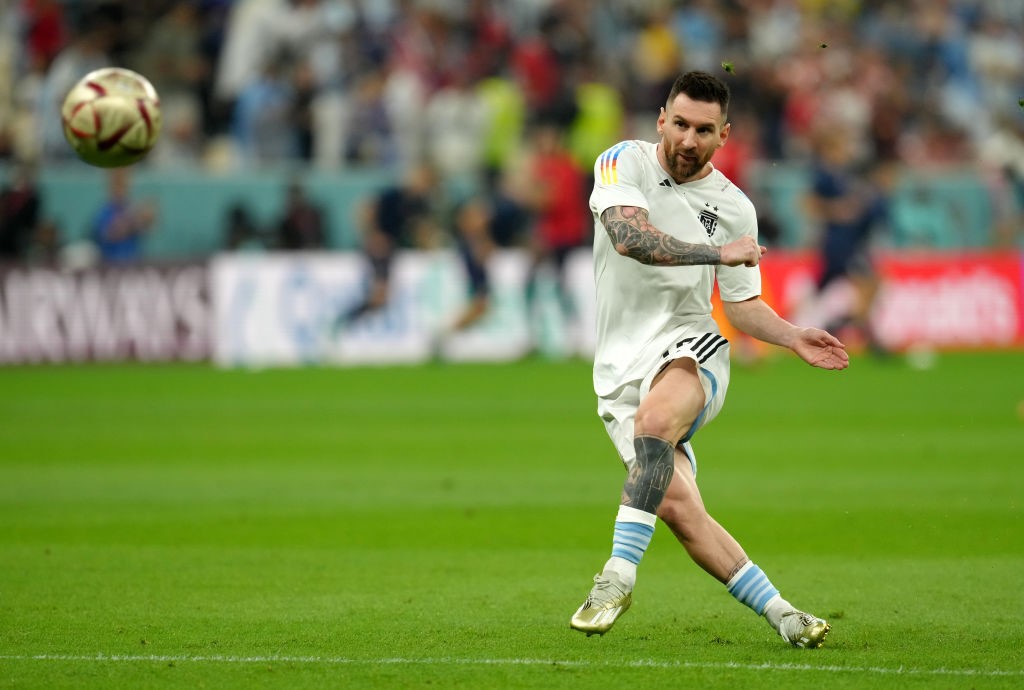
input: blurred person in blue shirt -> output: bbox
[335,163,440,327]
[231,49,298,165]
[806,127,892,354]
[91,168,156,264]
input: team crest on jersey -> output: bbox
[699,203,719,237]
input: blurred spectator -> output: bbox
[383,3,457,167]
[4,50,48,162]
[337,162,440,326]
[27,218,61,266]
[34,6,117,161]
[21,0,69,70]
[458,0,514,81]
[476,73,527,191]
[0,0,1018,257]
[90,168,157,264]
[0,163,41,263]
[448,196,495,332]
[510,8,580,125]
[344,67,395,165]
[230,49,299,165]
[290,57,318,162]
[224,202,266,251]
[423,65,489,195]
[212,0,289,122]
[978,115,1024,248]
[567,53,626,171]
[746,0,803,64]
[804,127,891,353]
[967,12,1024,124]
[626,5,682,116]
[133,1,208,168]
[899,109,973,169]
[276,179,326,249]
[672,0,725,73]
[509,119,589,341]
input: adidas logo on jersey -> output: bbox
[659,179,672,187]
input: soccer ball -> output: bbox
[61,67,162,168]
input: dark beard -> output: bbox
[665,148,708,182]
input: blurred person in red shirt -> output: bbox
[23,0,68,69]
[512,118,590,345]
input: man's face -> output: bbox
[657,94,730,183]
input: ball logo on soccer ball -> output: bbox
[61,67,162,168]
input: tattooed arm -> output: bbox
[600,206,765,267]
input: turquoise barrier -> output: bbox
[748,163,1001,249]
[33,165,395,259]
[2,163,1009,260]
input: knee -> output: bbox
[634,375,705,440]
[634,406,680,440]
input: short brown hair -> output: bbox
[666,71,730,118]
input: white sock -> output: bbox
[602,555,637,588]
[762,594,795,631]
[603,505,657,589]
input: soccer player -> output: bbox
[570,71,849,647]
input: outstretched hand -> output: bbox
[792,328,849,370]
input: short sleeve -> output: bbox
[590,142,649,216]
[716,211,762,302]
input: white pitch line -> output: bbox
[0,654,1022,678]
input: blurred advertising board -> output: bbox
[210,250,587,367]
[0,263,209,364]
[760,251,1024,350]
[2,250,1020,366]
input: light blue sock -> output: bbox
[603,505,657,587]
[726,562,780,615]
[611,520,655,564]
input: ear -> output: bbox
[718,121,731,147]
[657,107,666,135]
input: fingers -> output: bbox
[723,236,766,267]
[806,327,846,349]
[745,238,766,266]
[736,236,760,266]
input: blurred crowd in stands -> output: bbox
[2,0,1022,169]
[1,0,1022,265]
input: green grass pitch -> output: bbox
[1,351,1023,689]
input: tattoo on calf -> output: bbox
[622,435,676,514]
[726,558,750,582]
[601,206,721,266]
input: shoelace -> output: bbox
[586,576,626,607]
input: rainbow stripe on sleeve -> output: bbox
[598,143,631,185]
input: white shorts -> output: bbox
[597,333,732,477]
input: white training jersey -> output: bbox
[589,139,761,397]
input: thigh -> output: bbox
[640,335,731,443]
[635,359,706,443]
[598,334,730,471]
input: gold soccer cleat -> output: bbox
[570,572,632,636]
[778,610,831,648]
